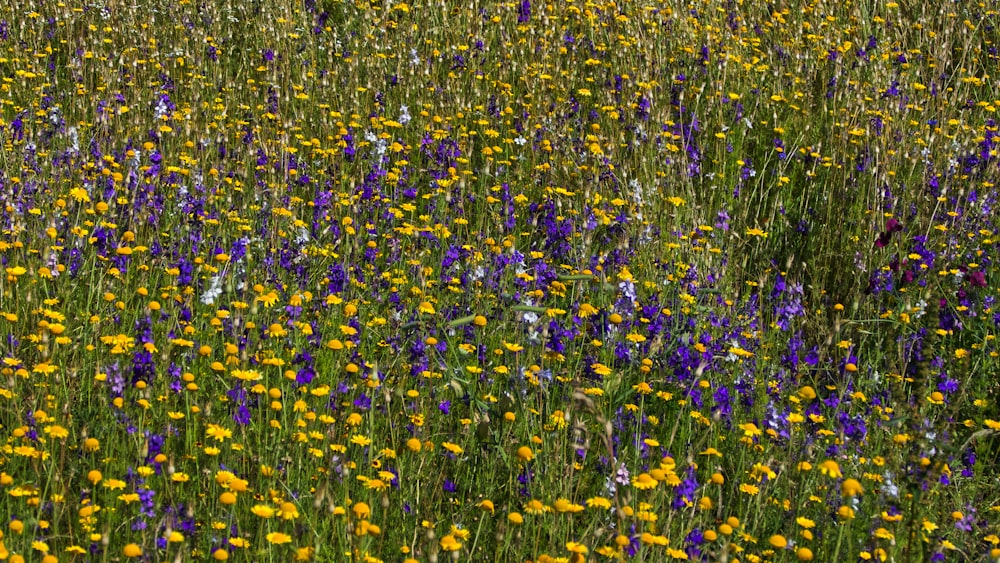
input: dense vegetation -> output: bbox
[0,0,999,560]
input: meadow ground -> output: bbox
[0,0,999,561]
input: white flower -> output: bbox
[200,275,224,306]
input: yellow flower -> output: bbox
[819,460,843,478]
[278,501,300,520]
[477,500,495,514]
[350,435,372,447]
[841,478,864,497]
[874,528,894,540]
[524,499,547,515]
[44,425,69,439]
[739,422,762,437]
[206,424,232,442]
[251,505,275,518]
[440,534,462,551]
[122,543,142,558]
[590,363,612,376]
[266,532,292,545]
[507,512,523,525]
[586,497,612,510]
[552,498,584,513]
[352,502,371,519]
[566,541,588,554]
[33,362,58,375]
[516,446,534,462]
[632,473,659,490]
[69,187,91,202]
[769,535,788,549]
[103,479,125,490]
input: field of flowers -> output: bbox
[0,0,999,561]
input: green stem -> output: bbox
[832,520,846,562]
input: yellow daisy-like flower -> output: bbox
[278,502,300,520]
[69,187,91,202]
[442,442,464,455]
[586,497,612,510]
[566,541,589,554]
[266,532,292,545]
[439,534,462,551]
[819,460,843,478]
[552,498,584,513]
[103,479,126,490]
[350,435,372,447]
[590,363,612,376]
[524,499,548,515]
[206,424,232,442]
[739,422,762,437]
[874,528,894,540]
[667,547,689,559]
[251,505,275,518]
[352,502,371,519]
[841,478,864,498]
[44,425,69,439]
[632,473,659,490]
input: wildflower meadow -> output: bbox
[1,0,1000,561]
